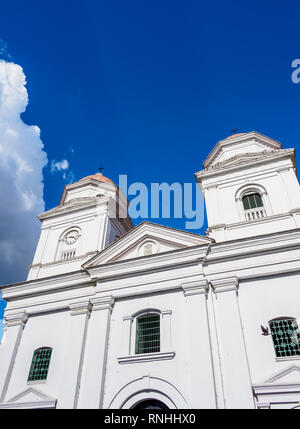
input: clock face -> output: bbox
[64,230,79,245]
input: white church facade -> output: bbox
[1,131,300,409]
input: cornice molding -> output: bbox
[210,277,239,293]
[0,400,57,409]
[82,221,212,269]
[208,210,296,233]
[69,300,91,316]
[5,311,28,327]
[29,251,98,270]
[196,149,295,181]
[252,383,300,396]
[90,295,115,312]
[203,131,282,169]
[59,178,116,206]
[38,196,110,220]
[182,279,209,296]
[118,351,175,364]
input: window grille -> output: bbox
[135,314,160,354]
[62,250,76,260]
[144,244,153,256]
[242,193,266,220]
[269,318,300,358]
[242,193,263,210]
[28,347,52,382]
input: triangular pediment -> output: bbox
[203,131,282,169]
[83,221,212,267]
[7,387,55,403]
[208,149,290,170]
[265,365,300,384]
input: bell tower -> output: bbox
[195,132,300,242]
[28,173,133,280]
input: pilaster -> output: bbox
[57,300,91,409]
[182,279,216,408]
[0,311,28,402]
[211,277,254,409]
[77,295,114,409]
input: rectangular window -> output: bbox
[28,347,52,382]
[269,318,300,358]
[135,314,160,354]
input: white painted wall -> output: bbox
[1,132,300,409]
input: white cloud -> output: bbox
[50,158,69,173]
[50,158,74,182]
[0,60,48,284]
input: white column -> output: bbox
[182,280,217,409]
[78,295,114,409]
[57,300,91,409]
[0,311,28,402]
[211,277,254,409]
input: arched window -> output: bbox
[132,399,169,409]
[55,227,81,261]
[235,184,270,221]
[242,193,263,210]
[135,313,160,354]
[269,318,300,358]
[28,347,52,382]
[242,192,266,220]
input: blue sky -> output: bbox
[1,0,300,328]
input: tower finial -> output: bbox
[97,164,104,174]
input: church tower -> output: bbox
[195,131,300,242]
[27,173,133,280]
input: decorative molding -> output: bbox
[69,300,91,316]
[256,402,270,409]
[29,251,98,269]
[59,177,115,206]
[276,356,300,362]
[202,131,282,169]
[5,311,28,327]
[82,220,212,269]
[90,295,115,312]
[27,380,46,385]
[264,365,300,384]
[196,149,295,181]
[161,309,172,316]
[210,277,239,293]
[182,279,209,296]
[253,382,300,396]
[118,351,175,364]
[38,196,108,220]
[122,315,133,321]
[0,400,57,409]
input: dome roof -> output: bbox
[79,173,115,186]
[224,132,246,140]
